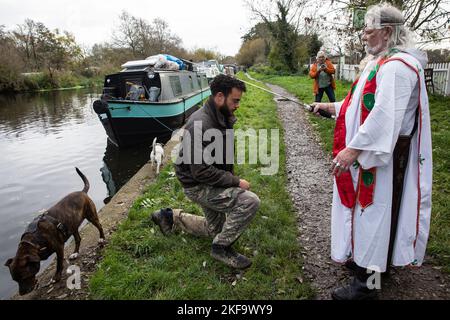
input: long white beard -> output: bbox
[365,44,388,57]
[357,55,376,76]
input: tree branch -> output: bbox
[409,0,426,28]
[412,0,443,30]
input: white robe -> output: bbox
[331,51,433,272]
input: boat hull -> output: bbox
[99,108,197,147]
[96,89,209,147]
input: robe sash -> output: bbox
[333,58,388,209]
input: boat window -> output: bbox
[169,76,183,97]
[188,76,194,90]
[201,75,208,88]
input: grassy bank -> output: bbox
[88,73,314,299]
[250,72,450,273]
[0,71,103,93]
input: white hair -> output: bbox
[365,3,415,51]
[316,51,326,58]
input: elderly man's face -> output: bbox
[362,26,391,56]
[317,55,326,64]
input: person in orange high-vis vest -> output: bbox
[309,51,336,103]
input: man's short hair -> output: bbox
[210,74,246,97]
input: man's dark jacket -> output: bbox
[175,97,240,188]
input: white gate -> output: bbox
[338,64,359,82]
[426,62,450,96]
[336,60,450,96]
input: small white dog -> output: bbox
[150,137,164,175]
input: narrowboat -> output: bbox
[93,58,211,147]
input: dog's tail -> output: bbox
[152,137,157,151]
[75,167,90,193]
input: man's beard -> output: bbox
[219,104,232,118]
[365,43,387,56]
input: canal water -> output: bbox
[0,88,152,299]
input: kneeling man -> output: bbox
[152,75,260,269]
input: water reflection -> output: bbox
[0,88,157,299]
[101,140,149,204]
[100,161,116,204]
[0,90,99,140]
[100,135,172,204]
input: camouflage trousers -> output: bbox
[175,185,260,247]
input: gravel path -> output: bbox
[267,83,450,300]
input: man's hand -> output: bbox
[239,179,251,190]
[332,148,362,177]
[312,102,336,117]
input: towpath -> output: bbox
[268,82,450,300]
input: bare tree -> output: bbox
[151,18,183,54]
[0,25,26,90]
[402,0,450,39]
[112,11,141,57]
[10,19,82,80]
[245,0,313,34]
[244,0,322,71]
[317,0,450,58]
[112,11,184,58]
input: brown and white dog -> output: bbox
[4,168,105,295]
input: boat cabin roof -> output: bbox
[121,60,154,69]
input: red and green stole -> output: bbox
[333,57,387,209]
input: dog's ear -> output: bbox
[5,258,13,267]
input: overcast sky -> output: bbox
[1,0,448,56]
[0,0,254,56]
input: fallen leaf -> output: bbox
[231,280,237,287]
[202,261,207,268]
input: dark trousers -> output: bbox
[315,85,336,103]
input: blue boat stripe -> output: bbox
[108,90,210,118]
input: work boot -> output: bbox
[331,266,379,300]
[211,244,252,269]
[151,208,174,236]
[344,260,358,273]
